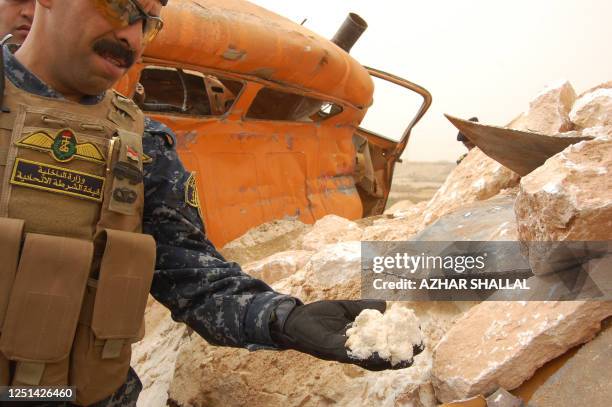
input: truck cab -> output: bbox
[117,0,431,247]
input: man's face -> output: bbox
[45,0,162,96]
[0,0,35,43]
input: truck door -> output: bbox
[354,67,432,216]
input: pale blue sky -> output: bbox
[251,0,612,161]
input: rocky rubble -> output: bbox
[361,201,427,241]
[133,80,612,407]
[300,214,364,251]
[570,88,612,129]
[166,301,464,407]
[168,336,438,407]
[242,250,314,285]
[219,219,310,265]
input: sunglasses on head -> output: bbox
[93,0,164,44]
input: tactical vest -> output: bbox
[0,76,156,406]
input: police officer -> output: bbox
[0,1,421,406]
[0,0,34,43]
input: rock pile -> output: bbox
[132,80,612,407]
[431,81,612,404]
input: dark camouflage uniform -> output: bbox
[2,45,297,406]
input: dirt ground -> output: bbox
[385,161,455,208]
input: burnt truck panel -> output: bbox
[116,0,431,247]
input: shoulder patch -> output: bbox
[185,172,200,209]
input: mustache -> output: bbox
[92,39,135,68]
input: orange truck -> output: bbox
[116,0,431,247]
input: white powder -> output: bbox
[345,304,423,366]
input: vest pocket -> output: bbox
[0,233,92,386]
[0,218,25,386]
[70,229,155,405]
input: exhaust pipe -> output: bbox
[331,13,368,53]
[283,13,368,121]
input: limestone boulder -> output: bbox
[300,241,361,289]
[420,148,520,228]
[220,219,310,264]
[515,133,612,243]
[529,318,612,407]
[168,337,437,407]
[570,88,612,129]
[432,301,612,403]
[242,250,313,284]
[132,298,187,407]
[413,192,519,242]
[272,241,361,302]
[384,199,414,215]
[362,201,428,241]
[509,80,577,134]
[486,388,524,407]
[300,215,363,251]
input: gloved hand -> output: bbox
[270,299,424,371]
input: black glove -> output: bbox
[270,299,424,371]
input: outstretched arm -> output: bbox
[142,118,298,349]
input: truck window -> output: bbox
[246,87,342,122]
[359,75,424,142]
[136,66,243,116]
